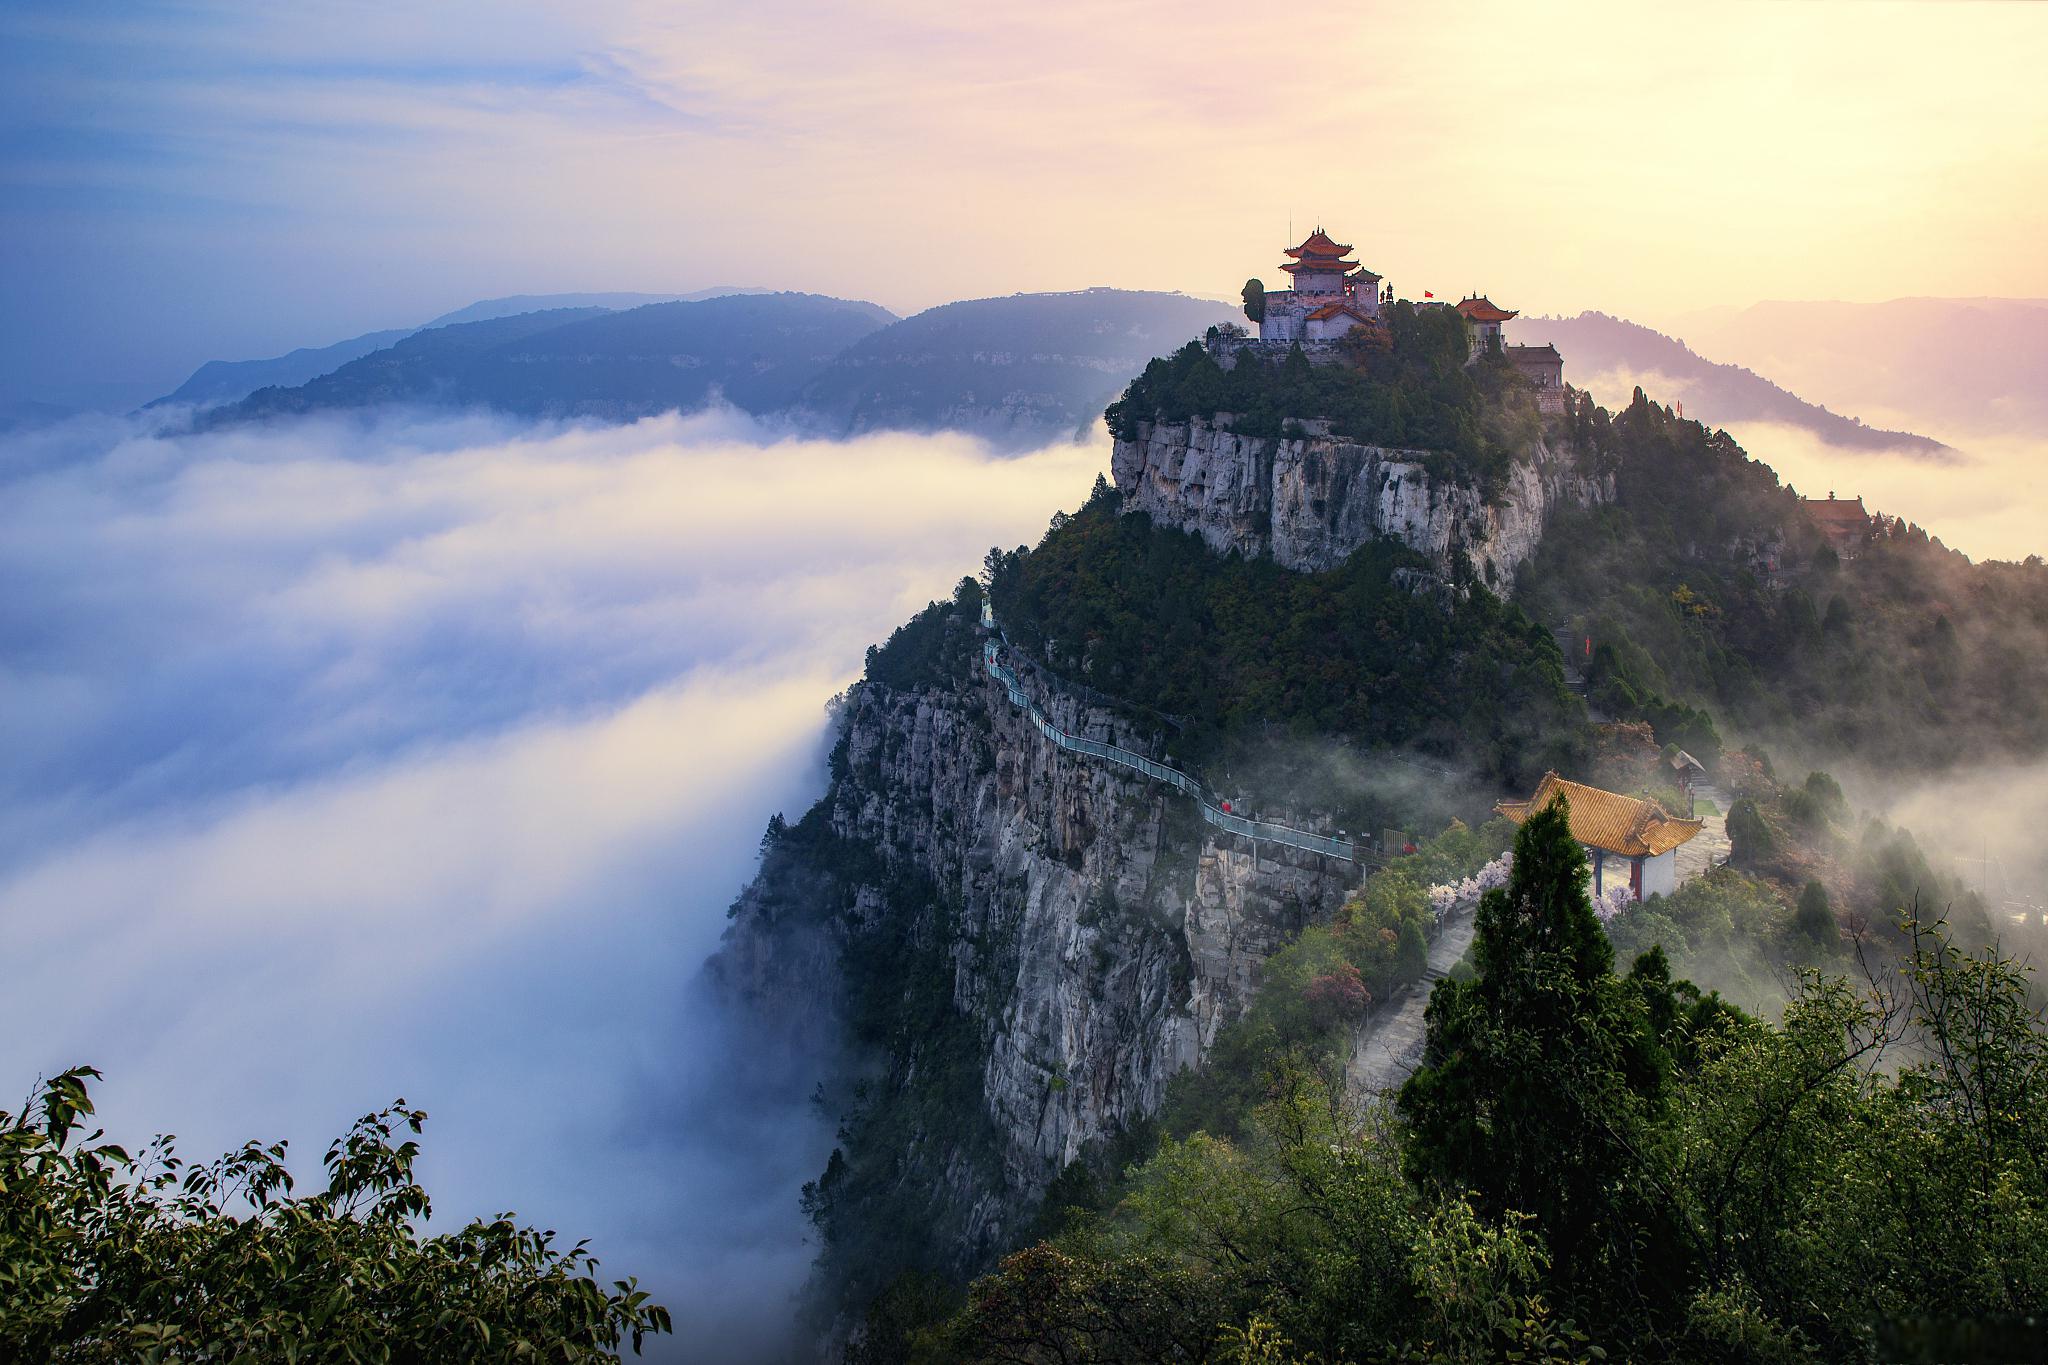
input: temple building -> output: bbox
[1497,772,1704,902]
[1454,296,1518,355]
[1506,343,1566,412]
[1231,229,1567,405]
[1802,493,1872,559]
[1256,229,1382,343]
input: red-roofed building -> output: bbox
[1456,296,1519,355]
[1802,493,1872,558]
[1234,231,1565,390]
[1257,227,1383,344]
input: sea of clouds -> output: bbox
[0,405,1107,1360]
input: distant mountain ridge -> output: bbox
[1510,311,1949,456]
[157,289,1952,459]
[201,293,896,428]
[188,289,1240,449]
[796,289,1241,450]
[1667,297,2048,441]
[152,287,767,411]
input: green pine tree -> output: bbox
[1397,794,1669,1297]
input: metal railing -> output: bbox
[981,633,1357,863]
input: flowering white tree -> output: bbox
[1426,852,1513,922]
[1429,850,1635,924]
[1592,883,1635,922]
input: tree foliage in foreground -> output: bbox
[0,1072,670,1362]
[915,797,2048,1363]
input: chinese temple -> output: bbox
[1233,228,1567,405]
[1454,295,1518,354]
[1497,772,1703,901]
[1257,229,1383,343]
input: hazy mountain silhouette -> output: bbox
[1511,311,1948,456]
[201,294,896,428]
[153,288,769,410]
[418,288,764,329]
[796,289,1241,450]
[154,329,419,409]
[1669,297,2048,441]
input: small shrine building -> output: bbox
[1497,772,1704,902]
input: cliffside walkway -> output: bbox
[980,607,1359,863]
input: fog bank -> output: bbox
[0,405,1106,1360]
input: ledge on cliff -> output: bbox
[1105,302,1548,493]
[987,488,1582,790]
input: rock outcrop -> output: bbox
[1111,417,1610,591]
[715,409,1597,1323]
[714,625,1358,1285]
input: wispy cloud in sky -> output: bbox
[0,404,1106,1357]
[5,0,2047,408]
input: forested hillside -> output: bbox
[911,805,2045,1363]
[988,486,1578,795]
[1519,387,2048,774]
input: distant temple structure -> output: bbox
[1455,296,1517,354]
[1802,493,1872,558]
[1506,344,1565,410]
[1255,230,1383,343]
[1498,772,1704,902]
[1233,228,1567,412]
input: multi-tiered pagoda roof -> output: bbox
[1280,229,1381,285]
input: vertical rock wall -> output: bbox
[1111,417,1609,591]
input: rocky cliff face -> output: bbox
[1111,417,1610,591]
[714,620,1358,1293]
[714,413,1596,1324]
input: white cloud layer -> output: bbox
[0,405,1107,1359]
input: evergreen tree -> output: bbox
[1794,879,1839,948]
[1726,797,1775,867]
[1398,795,1669,1300]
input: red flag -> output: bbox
[1423,290,1435,298]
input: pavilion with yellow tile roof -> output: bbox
[1497,772,1704,902]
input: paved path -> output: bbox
[1344,900,1480,1099]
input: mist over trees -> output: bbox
[908,806,2048,1362]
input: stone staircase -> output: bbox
[1344,899,1481,1099]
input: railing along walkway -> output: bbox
[980,605,1357,863]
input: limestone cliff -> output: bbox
[1111,416,1610,591]
[712,409,1597,1327]
[712,609,1357,1304]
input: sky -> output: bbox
[6,0,2048,408]
[0,405,1108,1357]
